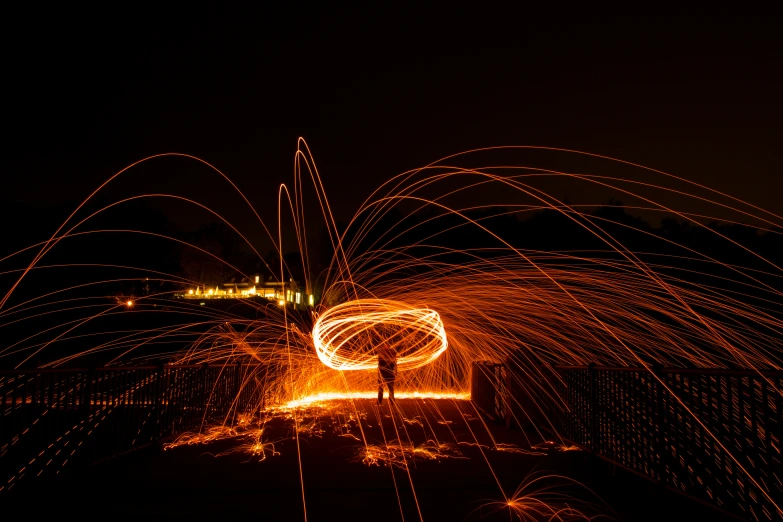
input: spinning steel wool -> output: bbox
[312,299,448,371]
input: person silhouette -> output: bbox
[376,340,397,405]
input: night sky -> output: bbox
[2,11,781,518]
[3,8,783,235]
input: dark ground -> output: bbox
[3,399,739,521]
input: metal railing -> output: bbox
[8,361,781,520]
[551,365,783,521]
[0,364,263,492]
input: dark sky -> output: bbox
[3,7,783,238]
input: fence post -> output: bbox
[154,362,164,440]
[82,368,94,417]
[82,368,94,462]
[652,364,666,484]
[588,363,597,453]
[0,375,6,447]
[201,363,210,420]
[493,364,505,422]
[234,364,242,421]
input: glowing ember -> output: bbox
[279,391,469,409]
[312,299,448,371]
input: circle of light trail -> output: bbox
[312,299,448,371]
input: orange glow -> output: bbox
[278,391,469,409]
[480,472,606,521]
[4,142,783,520]
[312,299,448,371]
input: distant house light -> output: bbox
[309,294,314,306]
[184,277,307,302]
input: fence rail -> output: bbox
[551,365,783,522]
[0,364,263,492]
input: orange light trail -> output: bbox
[278,391,469,409]
[2,142,782,520]
[312,298,448,371]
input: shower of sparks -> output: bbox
[476,471,613,522]
[1,142,782,520]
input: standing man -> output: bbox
[377,340,397,405]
